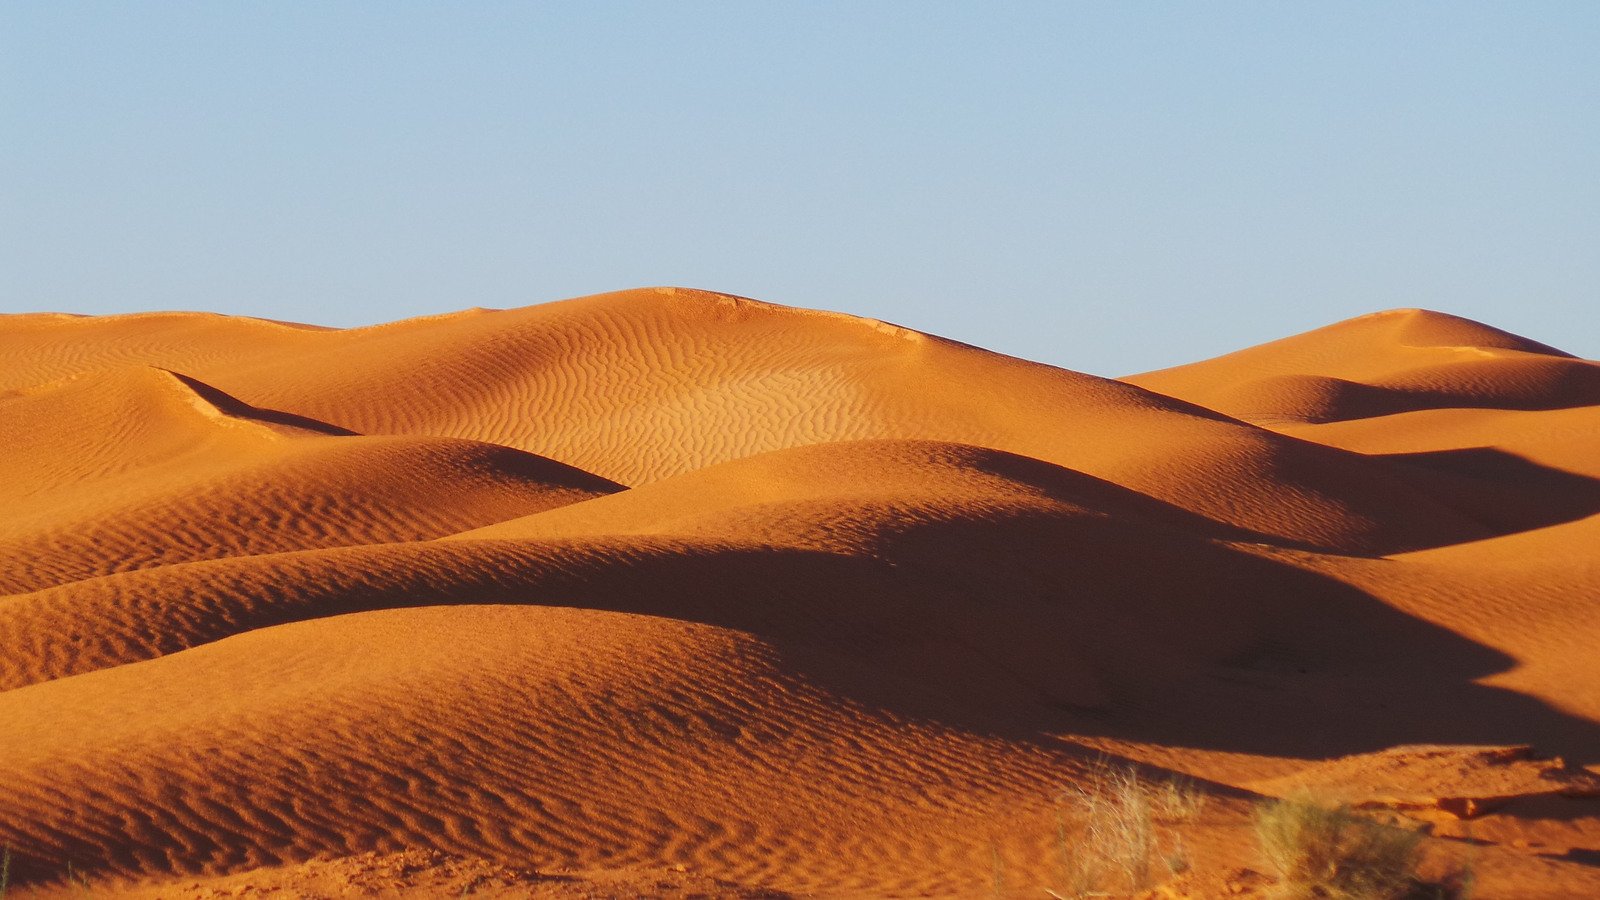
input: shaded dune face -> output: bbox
[3,292,1600,897]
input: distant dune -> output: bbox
[3,290,1598,897]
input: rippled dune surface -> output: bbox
[4,291,1599,897]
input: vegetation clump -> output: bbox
[1253,794,1431,900]
[1046,762,1207,898]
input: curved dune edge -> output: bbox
[0,288,1535,554]
[1,604,1104,896]
[3,293,1600,897]
[1125,307,1591,421]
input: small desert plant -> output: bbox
[0,851,103,900]
[1047,763,1207,898]
[59,859,93,897]
[1157,775,1208,821]
[1254,794,1424,900]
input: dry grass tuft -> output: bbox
[1046,762,1207,898]
[1254,794,1429,900]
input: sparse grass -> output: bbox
[0,851,107,899]
[1254,794,1428,900]
[65,860,94,896]
[1034,770,1473,900]
[1045,762,1207,899]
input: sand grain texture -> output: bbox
[3,291,1599,897]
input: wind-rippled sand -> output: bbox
[4,290,1599,897]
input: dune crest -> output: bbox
[3,293,1598,898]
[1127,308,1598,425]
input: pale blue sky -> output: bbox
[3,2,1596,375]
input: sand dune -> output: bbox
[1126,308,1590,422]
[2,293,1598,897]
[0,367,618,593]
[1,291,1552,558]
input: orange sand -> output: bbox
[2,292,1597,897]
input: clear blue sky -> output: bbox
[3,3,1596,375]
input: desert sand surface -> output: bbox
[3,290,1599,897]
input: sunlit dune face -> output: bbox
[3,292,1598,898]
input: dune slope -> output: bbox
[0,291,1540,554]
[3,294,1599,898]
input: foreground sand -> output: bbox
[2,290,1598,897]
